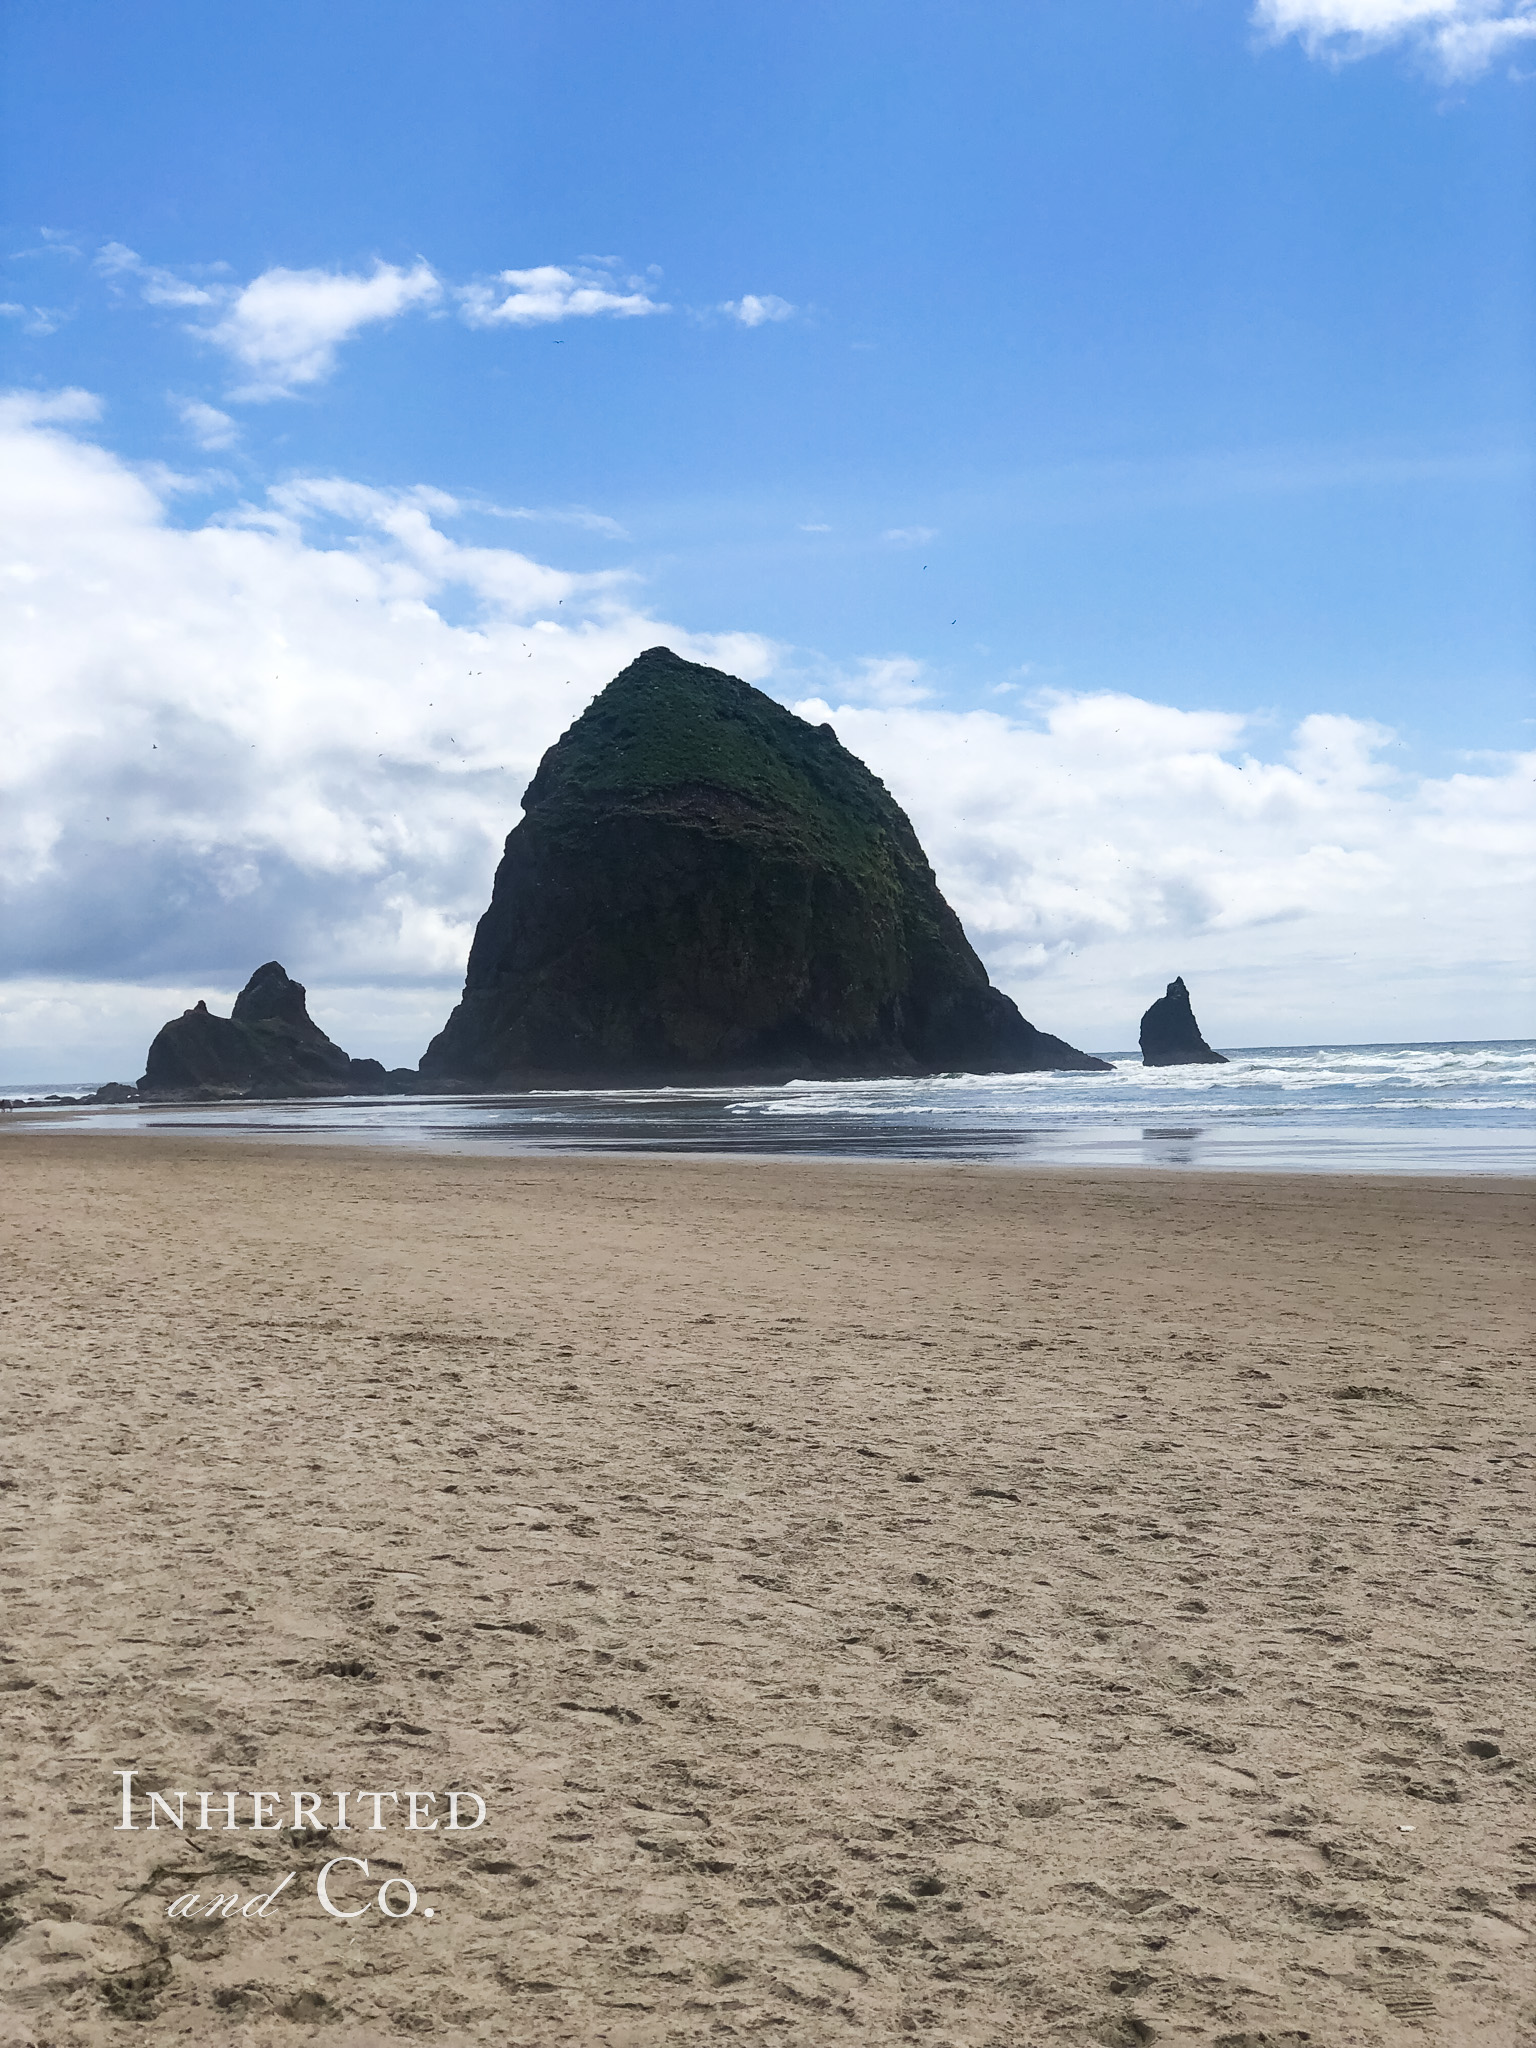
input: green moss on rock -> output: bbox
[421,647,1108,1084]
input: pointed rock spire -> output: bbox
[1139,977,1228,1066]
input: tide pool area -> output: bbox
[6,1039,1533,1174]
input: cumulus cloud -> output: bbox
[1,396,1530,1074]
[205,260,443,399]
[721,294,795,326]
[1,387,102,427]
[786,655,932,708]
[881,526,938,546]
[98,246,444,397]
[0,395,769,1071]
[175,398,239,450]
[1255,0,1536,74]
[93,246,672,401]
[457,264,665,328]
[790,691,1534,1048]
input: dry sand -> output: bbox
[0,1133,1531,2048]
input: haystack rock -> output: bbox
[421,647,1109,1086]
[1139,977,1228,1067]
[138,962,413,1100]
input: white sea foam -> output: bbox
[743,1041,1536,1125]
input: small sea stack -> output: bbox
[421,646,1109,1086]
[138,962,414,1101]
[1139,977,1228,1066]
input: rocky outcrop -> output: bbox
[1139,977,1228,1066]
[422,647,1109,1086]
[138,962,416,1100]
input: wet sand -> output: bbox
[0,1134,1531,2047]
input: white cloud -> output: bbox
[784,655,932,708]
[457,265,665,328]
[0,394,770,1072]
[881,526,938,546]
[91,246,674,398]
[1255,0,1536,74]
[96,242,220,307]
[0,301,67,337]
[5,228,83,264]
[175,398,239,450]
[481,501,628,538]
[1,395,1530,1075]
[135,460,236,499]
[721,294,795,327]
[788,691,1534,1047]
[0,387,102,427]
[204,260,443,400]
[99,246,444,398]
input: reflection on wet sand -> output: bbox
[1141,1124,1204,1164]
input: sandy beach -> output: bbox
[0,1133,1531,2048]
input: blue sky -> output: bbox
[1,0,1532,1072]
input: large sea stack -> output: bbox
[1139,977,1228,1067]
[421,647,1108,1086]
[139,962,410,1100]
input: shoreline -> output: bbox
[5,1109,1532,1178]
[6,1035,1532,1179]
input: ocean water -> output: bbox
[6,1039,1534,1173]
